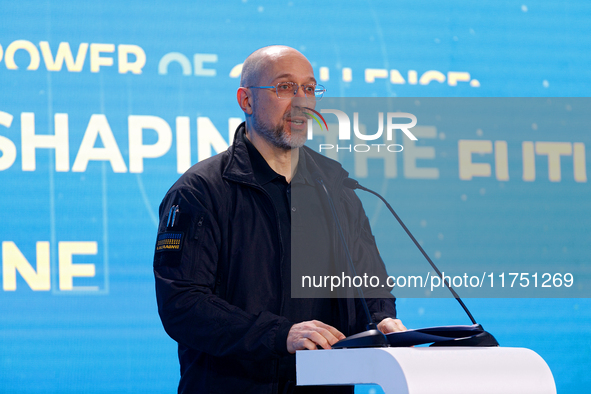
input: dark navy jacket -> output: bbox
[154,123,397,393]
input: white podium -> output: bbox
[296,347,556,394]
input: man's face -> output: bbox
[250,51,316,150]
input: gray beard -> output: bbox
[252,111,306,151]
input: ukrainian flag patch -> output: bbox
[155,232,184,253]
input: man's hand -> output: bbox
[286,320,346,353]
[377,318,407,334]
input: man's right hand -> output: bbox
[286,320,346,353]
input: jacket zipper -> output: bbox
[238,182,286,317]
[243,183,285,391]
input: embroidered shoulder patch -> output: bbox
[155,231,185,253]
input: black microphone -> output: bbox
[342,177,360,190]
[343,177,499,347]
[310,171,388,348]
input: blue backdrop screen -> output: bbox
[1,1,590,393]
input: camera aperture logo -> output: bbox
[303,107,328,132]
[304,108,418,153]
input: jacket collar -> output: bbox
[241,129,286,186]
[222,123,259,187]
[223,122,348,189]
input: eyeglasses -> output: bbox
[247,82,326,100]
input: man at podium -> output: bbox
[153,45,406,394]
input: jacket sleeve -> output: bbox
[153,187,293,361]
[342,187,398,324]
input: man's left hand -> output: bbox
[377,318,407,334]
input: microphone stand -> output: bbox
[343,178,498,347]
